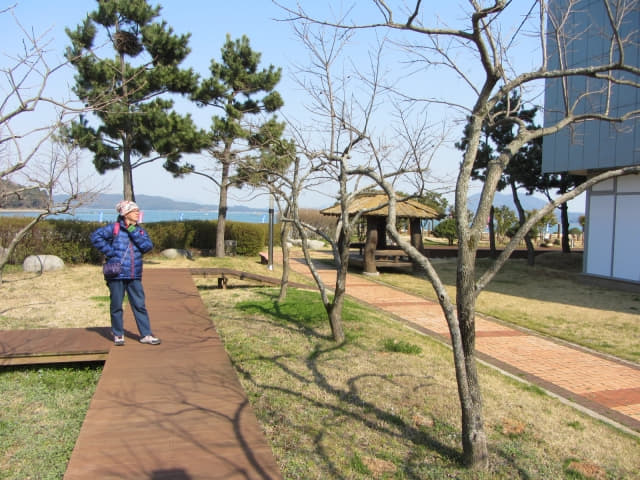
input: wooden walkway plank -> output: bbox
[0,327,112,366]
[190,267,311,290]
[64,268,282,480]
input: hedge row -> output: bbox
[0,218,281,265]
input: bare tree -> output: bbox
[279,23,443,343]
[277,0,640,469]
[239,21,441,342]
[0,9,99,282]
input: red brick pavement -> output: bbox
[286,253,640,433]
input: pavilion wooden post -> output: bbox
[410,217,425,272]
[409,218,424,253]
[363,216,379,275]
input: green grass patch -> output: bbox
[89,295,110,306]
[0,365,101,480]
[382,338,423,355]
[236,288,368,329]
[518,383,548,397]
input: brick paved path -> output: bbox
[286,253,640,433]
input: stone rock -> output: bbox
[288,238,325,250]
[161,248,192,260]
[22,255,65,272]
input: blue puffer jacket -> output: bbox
[91,219,153,280]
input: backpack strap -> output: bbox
[109,222,120,245]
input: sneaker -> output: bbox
[114,335,125,346]
[139,335,161,345]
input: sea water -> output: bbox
[0,208,276,224]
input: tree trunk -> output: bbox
[488,205,496,258]
[123,162,135,201]
[117,29,135,203]
[278,221,291,302]
[327,295,345,343]
[560,202,571,253]
[215,161,230,257]
[122,141,135,201]
[327,230,349,343]
[456,243,489,468]
[363,216,378,274]
[511,183,535,266]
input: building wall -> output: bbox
[542,0,640,174]
[543,0,640,284]
[585,175,640,282]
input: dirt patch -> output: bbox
[566,461,607,480]
[363,456,397,477]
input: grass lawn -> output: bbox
[1,251,639,479]
[197,285,639,479]
[0,365,101,480]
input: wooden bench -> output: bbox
[373,249,409,263]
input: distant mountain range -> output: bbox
[57,193,257,212]
[467,192,584,224]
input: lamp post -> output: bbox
[268,194,274,271]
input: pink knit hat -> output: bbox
[116,200,139,216]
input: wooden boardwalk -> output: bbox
[0,326,111,365]
[60,268,282,480]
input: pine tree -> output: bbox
[192,34,285,257]
[65,0,207,201]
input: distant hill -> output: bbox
[1,180,47,208]
[467,192,546,213]
[54,193,255,211]
[468,193,584,225]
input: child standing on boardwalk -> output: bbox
[91,200,161,346]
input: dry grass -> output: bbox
[0,254,308,330]
[0,265,111,329]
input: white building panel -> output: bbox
[585,195,614,277]
[612,194,640,281]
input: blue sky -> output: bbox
[1,1,585,212]
[2,1,310,208]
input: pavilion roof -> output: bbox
[320,193,441,219]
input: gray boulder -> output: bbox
[288,238,325,250]
[23,255,65,272]
[161,248,193,260]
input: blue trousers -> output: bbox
[107,279,153,338]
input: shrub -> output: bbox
[0,218,101,265]
[432,218,457,246]
[0,218,277,264]
[144,222,191,250]
[226,222,266,256]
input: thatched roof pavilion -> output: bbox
[319,193,440,219]
[320,193,441,274]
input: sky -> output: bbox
[0,1,586,212]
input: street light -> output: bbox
[268,194,274,271]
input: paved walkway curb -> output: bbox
[286,253,640,435]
